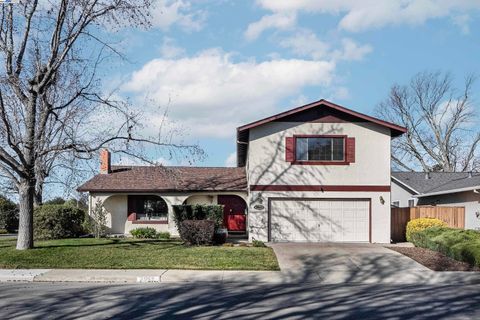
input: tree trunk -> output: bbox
[34,183,43,207]
[16,178,35,250]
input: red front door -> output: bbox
[217,195,247,232]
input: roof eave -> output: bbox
[77,188,248,193]
[391,176,420,194]
[236,99,407,137]
[414,186,480,198]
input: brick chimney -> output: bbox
[100,149,111,174]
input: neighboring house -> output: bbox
[391,172,480,231]
[78,99,407,243]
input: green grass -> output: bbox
[0,238,279,270]
[410,227,480,267]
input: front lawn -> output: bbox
[409,227,480,267]
[0,238,279,270]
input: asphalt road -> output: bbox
[0,282,479,319]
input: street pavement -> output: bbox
[0,281,479,319]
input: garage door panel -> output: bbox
[271,199,369,242]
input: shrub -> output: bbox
[179,220,215,245]
[157,232,171,240]
[252,239,266,247]
[172,204,224,233]
[406,218,447,242]
[34,204,86,240]
[44,197,66,205]
[82,200,107,238]
[131,227,158,239]
[410,227,480,267]
[0,196,18,233]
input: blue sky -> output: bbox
[102,0,480,169]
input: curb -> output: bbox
[1,269,480,285]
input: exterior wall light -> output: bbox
[379,196,385,205]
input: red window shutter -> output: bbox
[127,196,136,221]
[285,137,294,162]
[346,137,355,163]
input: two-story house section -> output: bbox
[236,99,406,243]
[79,99,406,243]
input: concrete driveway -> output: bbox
[268,242,464,284]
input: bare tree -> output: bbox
[0,1,203,249]
[376,71,478,172]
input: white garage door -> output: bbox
[270,199,369,242]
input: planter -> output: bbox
[214,228,228,245]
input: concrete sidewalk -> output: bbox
[1,268,480,285]
[0,269,285,284]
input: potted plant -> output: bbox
[214,227,228,244]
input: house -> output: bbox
[391,172,480,231]
[78,99,407,243]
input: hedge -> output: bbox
[406,218,447,242]
[34,204,86,240]
[179,220,215,245]
[172,204,224,232]
[0,196,18,233]
[130,228,171,240]
[410,227,480,267]
[130,227,158,239]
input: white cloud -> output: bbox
[225,152,237,167]
[150,0,207,32]
[279,29,330,60]
[244,12,296,41]
[254,0,480,33]
[160,37,186,58]
[333,38,373,61]
[452,14,471,34]
[123,49,336,138]
[279,31,372,62]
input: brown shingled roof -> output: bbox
[77,166,247,193]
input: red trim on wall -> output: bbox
[285,137,294,162]
[250,185,391,192]
[291,161,350,165]
[346,137,355,163]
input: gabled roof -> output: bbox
[237,99,407,135]
[236,99,407,166]
[77,166,247,193]
[392,171,480,197]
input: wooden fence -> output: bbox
[391,206,465,243]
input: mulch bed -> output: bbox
[388,246,480,272]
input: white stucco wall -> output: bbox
[89,191,247,236]
[248,190,391,243]
[247,121,391,186]
[417,191,480,230]
[391,180,417,208]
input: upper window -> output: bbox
[129,195,168,221]
[295,137,345,161]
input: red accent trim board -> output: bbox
[250,185,391,192]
